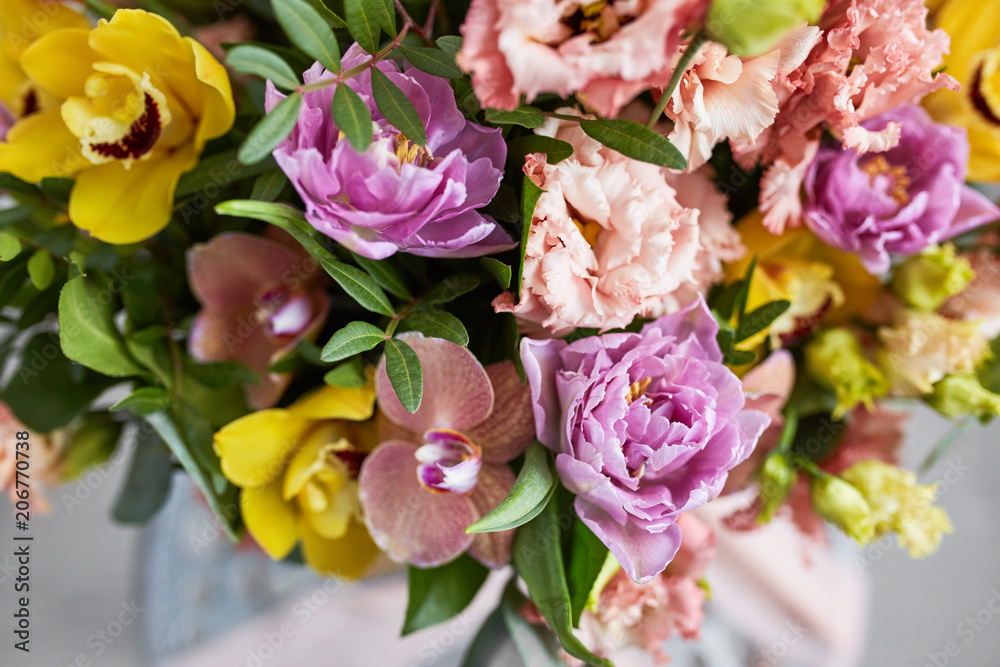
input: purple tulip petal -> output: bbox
[376,333,494,434]
[358,440,475,567]
[520,337,569,450]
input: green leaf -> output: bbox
[462,608,517,667]
[436,35,462,55]
[344,0,382,54]
[480,257,512,290]
[370,0,397,36]
[736,299,791,343]
[227,44,300,89]
[566,520,609,627]
[485,107,545,128]
[384,337,422,412]
[175,149,277,199]
[0,205,34,226]
[112,425,174,524]
[579,118,687,169]
[273,0,342,73]
[40,177,74,203]
[512,496,613,667]
[508,136,574,164]
[402,554,489,635]
[351,251,411,299]
[332,83,375,153]
[239,93,303,165]
[735,256,757,319]
[398,45,462,78]
[59,276,145,377]
[26,249,54,290]
[323,358,367,387]
[323,258,396,315]
[186,361,260,389]
[250,170,288,202]
[60,412,122,481]
[303,0,349,28]
[370,67,427,145]
[0,232,22,261]
[216,199,396,316]
[145,410,242,541]
[500,580,564,667]
[321,321,386,362]
[467,441,555,534]
[403,310,469,345]
[419,273,481,308]
[111,387,172,415]
[517,179,545,304]
[0,256,27,308]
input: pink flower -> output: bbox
[0,403,62,513]
[493,116,702,334]
[358,334,534,568]
[575,514,716,665]
[665,26,821,171]
[187,232,330,409]
[941,249,1000,339]
[457,0,709,116]
[731,0,958,233]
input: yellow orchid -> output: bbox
[0,9,235,243]
[214,384,383,579]
[725,211,880,349]
[0,0,89,120]
[924,0,1000,181]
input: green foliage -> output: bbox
[384,337,423,413]
[403,555,489,635]
[467,442,556,534]
[332,84,375,152]
[370,68,428,146]
[579,118,687,169]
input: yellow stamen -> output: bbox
[860,156,911,205]
[395,133,433,167]
[574,218,603,247]
[626,377,653,405]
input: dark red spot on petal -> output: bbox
[90,93,162,161]
[332,449,366,479]
[20,90,39,118]
[970,66,1000,127]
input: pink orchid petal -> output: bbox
[187,233,304,310]
[467,463,516,569]
[376,333,494,434]
[358,440,475,567]
[741,349,795,419]
[467,361,535,464]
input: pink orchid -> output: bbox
[358,334,534,568]
[187,232,330,409]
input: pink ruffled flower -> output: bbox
[358,334,534,568]
[573,514,716,665]
[0,403,62,513]
[187,232,330,409]
[493,116,703,334]
[665,25,821,171]
[941,249,1000,340]
[457,0,709,117]
[731,0,959,233]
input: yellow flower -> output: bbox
[0,9,235,243]
[924,0,1000,181]
[927,374,1000,420]
[841,460,953,558]
[890,244,974,312]
[0,0,89,119]
[805,328,889,418]
[810,474,875,544]
[726,211,880,349]
[214,384,382,579]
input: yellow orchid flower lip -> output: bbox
[0,9,235,244]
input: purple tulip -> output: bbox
[358,334,534,568]
[266,44,514,260]
[803,105,1000,274]
[521,298,768,583]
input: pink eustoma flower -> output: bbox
[358,334,534,568]
[187,232,330,409]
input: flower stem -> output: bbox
[645,31,708,129]
[297,25,411,94]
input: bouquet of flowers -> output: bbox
[2,0,999,663]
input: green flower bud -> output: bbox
[61,412,122,481]
[890,244,974,311]
[757,453,795,523]
[926,375,1000,420]
[805,328,889,418]
[810,475,875,544]
[706,0,825,57]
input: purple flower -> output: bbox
[266,45,514,260]
[803,105,1000,274]
[521,299,768,583]
[358,334,534,568]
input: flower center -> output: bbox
[561,0,635,42]
[254,287,315,339]
[395,133,433,168]
[626,377,653,405]
[573,218,603,248]
[970,50,1000,127]
[415,429,482,494]
[860,156,910,206]
[290,437,366,539]
[61,64,171,168]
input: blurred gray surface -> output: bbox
[0,404,998,666]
